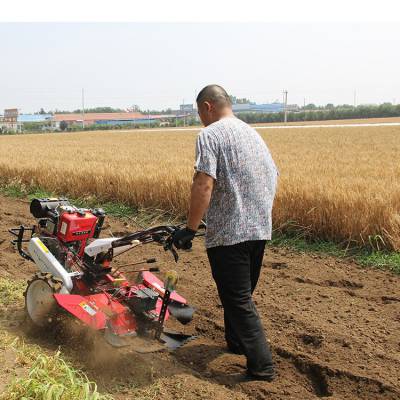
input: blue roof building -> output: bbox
[232,103,285,113]
[18,114,53,123]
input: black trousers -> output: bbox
[207,240,274,376]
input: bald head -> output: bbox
[196,84,234,127]
[196,84,232,108]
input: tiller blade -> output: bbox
[167,301,195,325]
[104,327,195,352]
[104,322,137,348]
[160,329,196,351]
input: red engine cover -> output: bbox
[57,211,97,243]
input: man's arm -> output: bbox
[172,131,217,249]
[187,172,214,231]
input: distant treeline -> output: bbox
[52,107,125,114]
[46,106,176,115]
[237,103,400,124]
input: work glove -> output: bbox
[172,227,196,250]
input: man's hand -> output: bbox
[173,227,197,250]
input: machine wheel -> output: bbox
[24,272,63,327]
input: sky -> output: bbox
[1,23,399,113]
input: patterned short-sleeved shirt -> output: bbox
[195,116,278,248]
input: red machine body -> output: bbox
[54,292,138,333]
[12,198,198,351]
[54,272,184,337]
[142,271,186,304]
[57,210,97,244]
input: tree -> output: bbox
[59,121,68,131]
[303,103,317,110]
[229,95,252,104]
[127,105,141,112]
[73,107,124,113]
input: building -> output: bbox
[18,114,53,123]
[232,102,300,114]
[232,102,285,113]
[52,112,177,129]
[180,104,194,113]
[18,114,54,131]
[0,108,22,133]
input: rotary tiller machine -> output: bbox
[10,198,202,352]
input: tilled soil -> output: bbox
[0,195,399,399]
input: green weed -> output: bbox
[0,278,25,307]
[271,233,400,274]
[0,337,113,400]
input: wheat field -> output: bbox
[0,125,399,250]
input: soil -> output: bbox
[0,194,399,399]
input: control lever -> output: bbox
[163,237,179,263]
[123,267,160,274]
[112,258,157,274]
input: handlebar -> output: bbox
[111,223,206,262]
[111,225,177,247]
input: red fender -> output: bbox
[54,293,137,334]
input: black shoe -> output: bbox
[246,370,275,382]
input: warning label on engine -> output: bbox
[60,222,67,235]
[79,301,97,316]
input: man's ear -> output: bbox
[204,101,212,112]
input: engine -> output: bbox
[30,198,105,264]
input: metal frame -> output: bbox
[9,225,36,262]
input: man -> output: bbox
[173,84,278,381]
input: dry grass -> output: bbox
[252,116,400,126]
[265,126,400,250]
[0,125,399,250]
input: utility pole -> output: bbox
[81,88,85,129]
[353,90,357,108]
[182,98,185,127]
[283,90,288,123]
